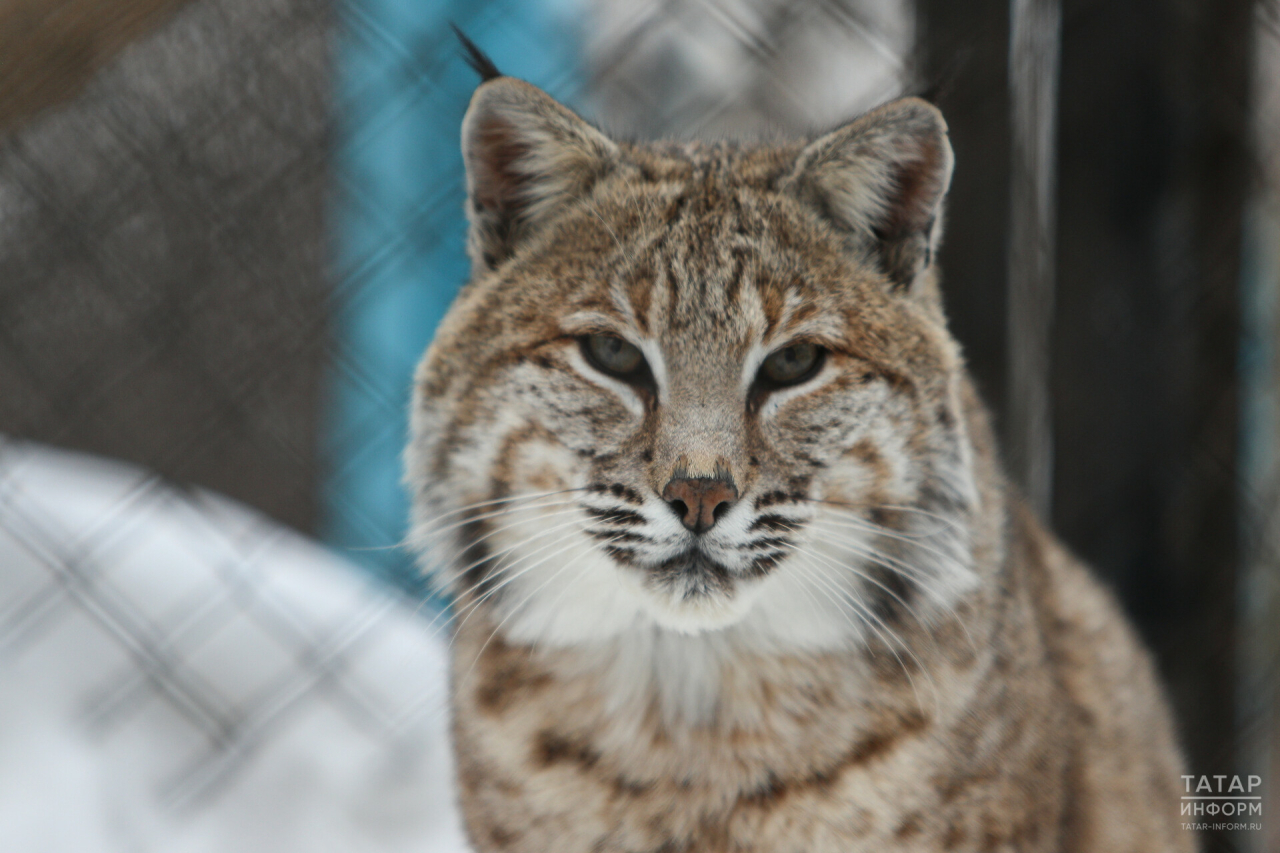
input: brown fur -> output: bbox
[406,77,1192,852]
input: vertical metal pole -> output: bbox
[1007,0,1061,515]
[1240,7,1280,852]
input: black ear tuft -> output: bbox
[450,24,502,82]
[460,78,619,275]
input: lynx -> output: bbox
[404,44,1192,853]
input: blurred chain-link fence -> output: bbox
[0,0,1277,850]
[0,0,332,533]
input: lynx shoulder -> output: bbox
[405,67,1192,852]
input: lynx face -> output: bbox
[407,78,978,649]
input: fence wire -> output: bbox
[0,0,916,833]
[0,0,1275,851]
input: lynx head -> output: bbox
[406,74,979,651]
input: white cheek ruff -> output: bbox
[499,540,647,645]
[738,557,869,648]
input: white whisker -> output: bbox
[462,528,623,680]
[415,519,591,646]
[412,487,590,532]
[811,510,967,559]
[415,506,588,573]
[805,523,979,659]
[807,521,940,586]
[445,524,594,644]
[786,553,934,715]
[412,497,585,545]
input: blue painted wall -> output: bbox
[326,0,585,593]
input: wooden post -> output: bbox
[1007,0,1061,516]
[914,0,1013,432]
[1052,5,1251,850]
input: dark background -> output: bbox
[917,10,1267,844]
[1051,0,1249,796]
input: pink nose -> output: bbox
[662,476,738,534]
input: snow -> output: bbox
[0,438,470,853]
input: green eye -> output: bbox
[759,342,823,386]
[582,334,646,378]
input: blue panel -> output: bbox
[326,0,586,594]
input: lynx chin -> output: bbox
[404,44,1193,853]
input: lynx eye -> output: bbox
[759,342,824,386]
[581,334,646,379]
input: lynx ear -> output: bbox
[461,78,618,274]
[784,97,953,291]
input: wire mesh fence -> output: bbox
[0,0,1276,850]
[0,438,463,850]
[0,0,332,534]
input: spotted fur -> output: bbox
[405,75,1192,852]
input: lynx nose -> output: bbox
[662,476,738,534]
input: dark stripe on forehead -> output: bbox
[625,264,656,335]
[724,247,749,306]
[756,277,793,341]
